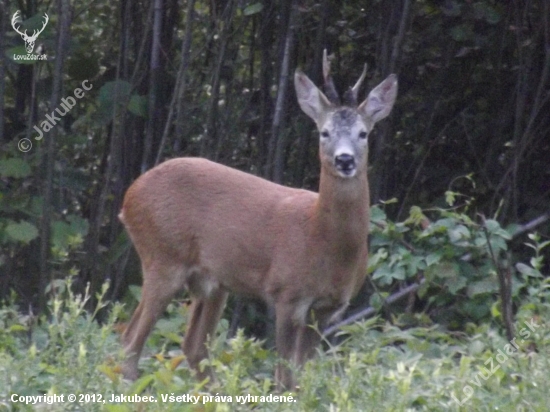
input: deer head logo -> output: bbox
[11,11,49,54]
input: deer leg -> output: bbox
[293,307,334,366]
[293,323,321,366]
[274,302,301,390]
[121,266,180,380]
[182,287,228,380]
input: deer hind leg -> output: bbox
[121,265,183,380]
[182,287,228,381]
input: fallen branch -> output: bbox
[323,280,424,337]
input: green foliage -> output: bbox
[1,0,549,407]
[94,79,148,124]
[0,279,124,410]
[0,158,32,178]
[2,284,550,411]
[0,148,89,287]
[367,202,545,326]
[243,3,264,16]
[3,220,39,244]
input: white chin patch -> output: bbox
[336,168,356,178]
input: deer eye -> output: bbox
[321,130,330,138]
[358,131,368,139]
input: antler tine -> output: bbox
[322,49,340,105]
[351,63,367,96]
[11,11,25,35]
[322,48,330,81]
[31,13,49,39]
[40,14,49,32]
[343,63,367,106]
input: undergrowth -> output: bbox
[0,278,548,411]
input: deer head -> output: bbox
[11,11,49,54]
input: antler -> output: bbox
[30,13,49,41]
[11,11,48,41]
[343,63,367,106]
[322,49,341,105]
[11,11,26,37]
[11,11,49,53]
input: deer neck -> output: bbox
[313,167,370,245]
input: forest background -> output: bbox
[0,1,549,406]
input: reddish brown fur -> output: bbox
[120,67,397,389]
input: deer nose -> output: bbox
[334,154,355,174]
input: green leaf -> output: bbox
[8,324,27,332]
[0,158,32,178]
[367,248,388,273]
[243,3,264,16]
[490,301,501,319]
[448,224,470,243]
[407,205,426,225]
[444,191,456,206]
[128,285,142,302]
[94,80,132,125]
[369,205,387,225]
[130,374,155,394]
[5,220,39,244]
[516,262,542,278]
[484,219,500,233]
[99,80,132,103]
[461,301,490,320]
[51,215,89,249]
[539,240,550,251]
[489,237,507,254]
[425,253,442,267]
[427,262,459,279]
[128,94,148,117]
[372,263,397,285]
[445,275,467,294]
[369,293,384,311]
[467,279,498,297]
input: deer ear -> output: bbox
[295,70,332,123]
[358,74,398,124]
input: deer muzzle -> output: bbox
[334,154,356,176]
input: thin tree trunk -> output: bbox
[175,0,196,143]
[39,0,71,312]
[201,0,235,159]
[293,0,329,187]
[156,0,195,163]
[266,0,295,182]
[142,0,163,172]
[0,1,5,141]
[256,0,275,175]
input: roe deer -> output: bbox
[120,57,397,389]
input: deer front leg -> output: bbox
[293,323,321,366]
[290,306,339,379]
[274,301,303,390]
